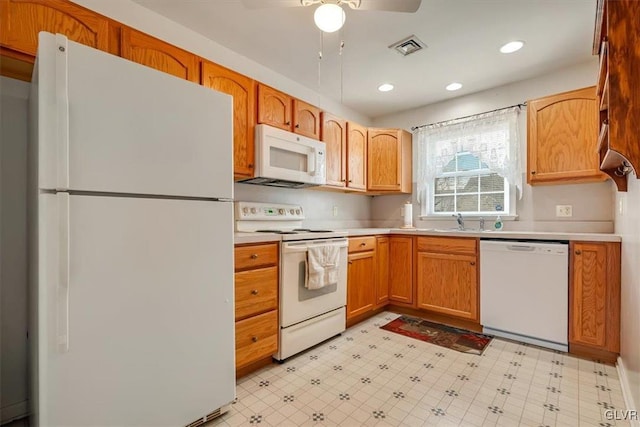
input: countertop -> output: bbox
[234,228,621,245]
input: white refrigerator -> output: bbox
[29,32,235,426]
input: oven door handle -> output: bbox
[283,242,348,253]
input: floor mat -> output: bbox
[380,315,492,355]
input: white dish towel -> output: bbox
[306,245,340,290]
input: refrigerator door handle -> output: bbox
[55,34,70,190]
[57,192,70,352]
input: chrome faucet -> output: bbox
[454,213,464,230]
[479,217,485,231]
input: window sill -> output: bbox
[419,214,518,221]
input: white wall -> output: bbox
[235,183,372,229]
[371,60,616,232]
[70,0,371,126]
[0,76,30,422]
[615,175,640,413]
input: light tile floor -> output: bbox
[211,311,628,427]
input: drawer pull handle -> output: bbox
[251,289,259,295]
[360,242,366,246]
[575,250,582,255]
[250,253,258,259]
[251,336,258,343]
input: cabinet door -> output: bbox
[527,87,606,184]
[347,121,367,191]
[417,252,478,321]
[293,99,321,139]
[0,0,110,56]
[120,27,200,82]
[257,84,292,131]
[376,237,389,305]
[322,113,347,188]
[347,251,376,319]
[202,61,256,178]
[368,128,401,191]
[389,236,413,304]
[569,241,620,353]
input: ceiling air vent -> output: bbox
[389,35,427,56]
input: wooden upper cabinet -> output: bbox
[569,241,620,354]
[389,236,413,304]
[120,27,200,82]
[322,113,347,188]
[347,122,367,191]
[527,86,606,185]
[368,128,412,193]
[257,84,292,131]
[292,99,321,139]
[201,61,256,178]
[0,0,111,56]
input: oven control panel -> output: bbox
[235,202,304,221]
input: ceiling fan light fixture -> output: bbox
[314,3,346,33]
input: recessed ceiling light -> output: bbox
[446,82,462,91]
[378,83,394,92]
[500,40,524,54]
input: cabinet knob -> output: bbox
[248,163,254,168]
[285,121,291,126]
[348,179,353,183]
[295,123,300,128]
[251,336,258,343]
[575,250,582,255]
[531,171,536,175]
[348,261,353,265]
[251,289,259,295]
[250,253,258,259]
[360,242,366,246]
[341,179,346,182]
[470,261,476,266]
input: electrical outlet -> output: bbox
[556,205,572,217]
[332,206,338,217]
[619,198,625,216]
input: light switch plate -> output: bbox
[556,205,573,217]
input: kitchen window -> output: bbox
[415,107,522,218]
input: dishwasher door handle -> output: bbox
[507,245,536,251]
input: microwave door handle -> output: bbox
[307,148,316,176]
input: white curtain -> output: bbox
[415,106,522,204]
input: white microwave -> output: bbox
[239,124,326,188]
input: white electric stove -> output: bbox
[235,202,347,361]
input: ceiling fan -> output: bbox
[241,0,422,32]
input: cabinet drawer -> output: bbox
[348,236,377,253]
[235,267,278,320]
[235,243,278,270]
[417,236,477,255]
[235,310,278,368]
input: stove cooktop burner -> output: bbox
[253,228,334,234]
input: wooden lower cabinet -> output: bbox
[375,237,389,306]
[569,241,620,356]
[235,310,278,368]
[415,237,479,322]
[347,238,376,320]
[389,236,413,304]
[234,242,279,371]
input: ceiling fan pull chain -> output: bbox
[339,36,345,104]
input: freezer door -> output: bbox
[35,33,232,198]
[37,194,234,426]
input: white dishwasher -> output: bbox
[480,240,569,351]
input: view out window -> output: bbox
[415,107,521,217]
